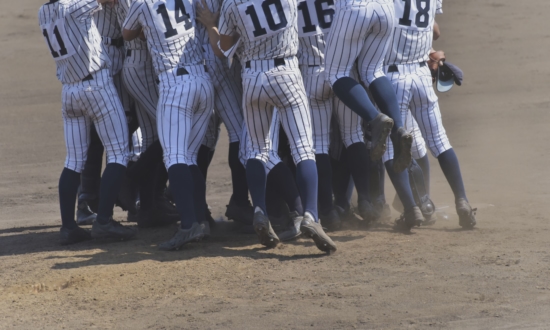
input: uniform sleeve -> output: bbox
[123,0,143,30]
[436,0,443,14]
[218,0,235,36]
[69,0,102,20]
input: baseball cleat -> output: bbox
[91,218,137,240]
[277,211,302,241]
[200,221,211,239]
[135,207,179,229]
[76,201,97,225]
[357,199,379,226]
[158,222,204,251]
[253,211,280,248]
[456,198,477,229]
[393,206,424,233]
[319,209,342,232]
[369,113,394,161]
[300,213,337,253]
[391,127,413,173]
[60,226,92,245]
[225,200,254,225]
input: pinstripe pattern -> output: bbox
[385,0,443,66]
[157,70,214,167]
[202,110,221,149]
[219,0,299,64]
[239,109,282,172]
[94,4,125,74]
[116,0,148,51]
[385,64,451,159]
[324,0,395,86]
[242,57,315,165]
[61,69,130,172]
[39,0,110,84]
[123,0,204,76]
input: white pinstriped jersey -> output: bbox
[218,0,299,62]
[115,0,148,50]
[39,0,110,84]
[123,0,203,75]
[296,0,334,66]
[385,0,443,65]
[94,5,124,74]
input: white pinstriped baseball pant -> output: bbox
[122,49,159,149]
[324,0,395,86]
[301,65,364,154]
[242,57,315,166]
[61,68,129,172]
[383,63,451,162]
[157,66,214,168]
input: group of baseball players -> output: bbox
[39,0,476,253]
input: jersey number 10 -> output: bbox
[245,0,288,37]
[398,0,431,28]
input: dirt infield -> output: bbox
[1,0,550,329]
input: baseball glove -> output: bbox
[428,50,446,81]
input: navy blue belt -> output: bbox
[245,58,285,69]
[388,61,426,73]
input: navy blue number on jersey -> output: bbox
[156,0,192,38]
[297,0,333,33]
[398,0,431,28]
[43,26,68,58]
[245,0,288,37]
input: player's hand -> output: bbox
[196,0,220,28]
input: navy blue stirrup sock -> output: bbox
[384,160,416,211]
[346,142,371,202]
[229,142,250,206]
[168,164,196,229]
[332,77,380,122]
[190,165,207,224]
[369,77,403,132]
[196,145,212,179]
[296,159,319,221]
[315,154,333,215]
[96,163,127,223]
[331,149,352,210]
[415,154,431,195]
[59,168,81,229]
[269,162,303,214]
[437,149,467,201]
[246,159,267,214]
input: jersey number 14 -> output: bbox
[154,0,193,39]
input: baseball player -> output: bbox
[384,0,476,229]
[323,0,413,174]
[39,0,138,245]
[296,0,388,229]
[123,0,214,250]
[115,0,181,229]
[194,2,254,225]
[197,0,337,252]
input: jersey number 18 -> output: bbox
[398,0,431,29]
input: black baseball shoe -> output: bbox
[135,207,179,229]
[456,198,477,229]
[319,209,342,231]
[253,211,280,248]
[357,199,379,227]
[300,213,337,253]
[277,211,302,241]
[158,222,204,251]
[76,201,97,226]
[60,226,92,245]
[393,206,424,233]
[225,199,254,225]
[391,127,413,173]
[91,218,137,240]
[369,113,394,161]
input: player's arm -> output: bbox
[433,21,440,40]
[122,1,143,41]
[196,0,239,58]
